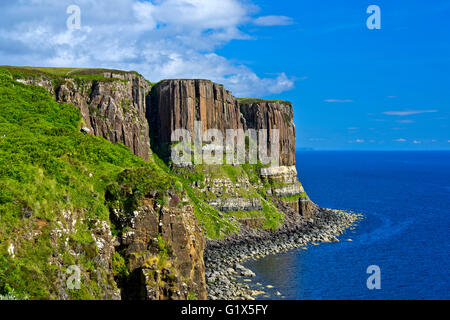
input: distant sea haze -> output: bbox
[245,151,450,300]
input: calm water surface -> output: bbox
[245,151,450,300]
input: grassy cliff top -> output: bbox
[2,67,292,106]
[0,66,143,81]
[237,98,292,106]
[154,79,228,90]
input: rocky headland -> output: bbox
[0,66,362,300]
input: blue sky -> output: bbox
[218,0,450,150]
[0,0,448,150]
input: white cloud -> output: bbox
[324,99,353,103]
[383,110,438,116]
[0,0,294,97]
[253,15,294,26]
[393,138,406,142]
[413,140,422,144]
[348,139,365,144]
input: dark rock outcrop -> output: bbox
[148,79,244,151]
[239,100,296,166]
[114,198,206,300]
[148,80,296,167]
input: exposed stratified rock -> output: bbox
[159,205,206,299]
[198,173,263,213]
[148,79,244,150]
[115,198,206,300]
[150,79,314,218]
[149,80,296,167]
[261,166,303,196]
[18,72,151,160]
[208,197,263,213]
[239,100,296,166]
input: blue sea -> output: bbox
[245,151,450,300]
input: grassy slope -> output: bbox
[0,66,142,81]
[237,98,292,106]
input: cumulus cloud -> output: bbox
[253,15,294,26]
[393,138,407,142]
[0,0,295,97]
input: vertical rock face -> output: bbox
[19,72,151,160]
[239,100,296,166]
[148,79,244,149]
[114,198,207,300]
[149,79,314,218]
[15,71,314,300]
[159,205,206,299]
[149,81,296,167]
[59,73,151,160]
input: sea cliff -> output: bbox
[0,66,359,300]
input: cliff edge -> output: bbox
[0,66,329,300]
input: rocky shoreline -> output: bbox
[204,208,363,300]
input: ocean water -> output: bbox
[245,151,450,300]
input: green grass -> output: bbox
[0,66,142,83]
[0,68,157,299]
[153,156,239,239]
[173,160,286,232]
[278,192,309,203]
[237,98,292,106]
